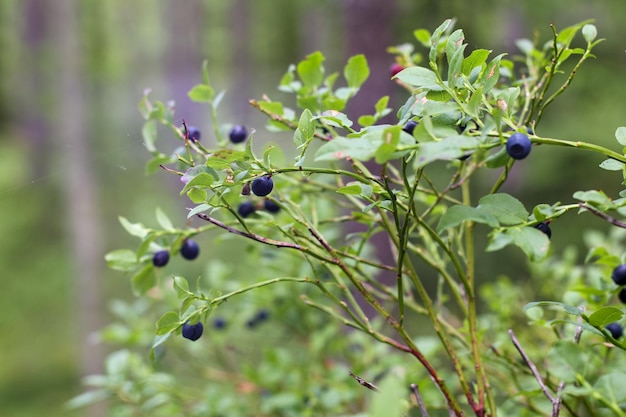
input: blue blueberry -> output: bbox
[618,287,626,304]
[535,222,551,239]
[612,264,626,286]
[251,176,274,197]
[152,250,170,267]
[229,125,248,144]
[402,120,418,135]
[182,321,204,341]
[605,322,623,339]
[213,317,227,329]
[506,133,532,160]
[180,239,200,260]
[237,201,256,218]
[263,199,280,213]
[185,125,201,142]
[255,310,269,322]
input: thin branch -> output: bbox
[509,329,555,403]
[195,212,305,249]
[410,384,431,417]
[579,203,626,228]
[249,98,332,141]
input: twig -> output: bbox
[249,99,332,141]
[579,203,626,228]
[348,371,380,392]
[509,329,555,404]
[410,384,430,417]
[195,212,305,250]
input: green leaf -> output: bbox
[478,193,528,225]
[206,149,247,170]
[171,276,191,298]
[429,19,453,64]
[105,249,139,272]
[462,49,491,75]
[594,372,626,404]
[142,120,157,152]
[588,306,624,327]
[357,115,376,127]
[150,333,172,361]
[599,159,624,171]
[155,311,181,335]
[374,126,401,164]
[295,109,315,150]
[187,204,211,219]
[393,66,441,91]
[615,126,626,146]
[437,205,499,233]
[155,207,174,230]
[413,28,431,47]
[297,51,325,88]
[320,110,353,128]
[131,264,156,296]
[315,137,375,161]
[187,84,214,102]
[374,96,390,114]
[480,54,505,93]
[337,182,373,198]
[486,226,549,261]
[523,301,585,316]
[413,136,480,168]
[181,173,216,194]
[344,54,369,89]
[186,188,208,204]
[119,216,149,239]
[546,341,588,382]
[573,190,614,208]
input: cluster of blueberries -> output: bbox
[606,264,626,339]
[181,310,270,342]
[158,124,277,342]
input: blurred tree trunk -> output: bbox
[341,0,397,286]
[21,0,51,178]
[341,0,396,125]
[53,1,106,416]
[228,0,252,125]
[166,1,204,128]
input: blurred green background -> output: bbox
[1,1,625,416]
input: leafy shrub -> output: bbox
[72,19,626,417]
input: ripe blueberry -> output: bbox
[263,199,280,213]
[611,264,626,285]
[237,201,256,218]
[390,63,405,78]
[255,309,269,322]
[182,321,204,341]
[402,120,418,135]
[152,250,170,267]
[506,133,532,160]
[251,176,274,197]
[618,287,626,304]
[535,222,552,239]
[605,322,624,339]
[185,125,201,142]
[180,239,200,260]
[229,125,248,144]
[611,264,626,286]
[213,317,227,329]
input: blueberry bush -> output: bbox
[71,19,626,417]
